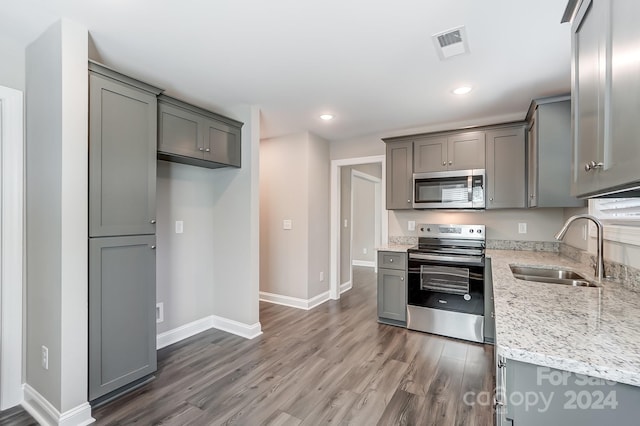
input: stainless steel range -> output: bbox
[407,224,485,343]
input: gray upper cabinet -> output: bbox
[571,0,640,197]
[89,235,157,401]
[158,95,242,169]
[414,136,447,172]
[526,96,585,208]
[448,131,486,170]
[89,67,159,237]
[486,125,526,209]
[385,141,413,210]
[414,131,485,173]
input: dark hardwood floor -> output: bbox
[0,266,495,425]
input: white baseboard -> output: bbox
[22,384,94,426]
[210,315,263,340]
[352,260,375,268]
[260,290,330,310]
[340,281,352,294]
[157,315,262,349]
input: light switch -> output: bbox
[283,219,293,230]
[518,223,527,234]
[175,220,184,234]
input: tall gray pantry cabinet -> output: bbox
[88,62,162,402]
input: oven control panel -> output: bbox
[417,224,485,240]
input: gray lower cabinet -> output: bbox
[485,125,526,209]
[377,251,407,326]
[526,96,584,208]
[157,95,242,169]
[89,235,157,401]
[385,141,413,210]
[497,357,640,425]
[89,69,159,237]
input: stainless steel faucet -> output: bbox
[554,214,604,282]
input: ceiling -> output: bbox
[0,0,571,142]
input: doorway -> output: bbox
[330,155,387,300]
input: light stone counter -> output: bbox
[489,249,640,387]
[375,244,415,253]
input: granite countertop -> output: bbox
[489,249,640,387]
[376,244,415,252]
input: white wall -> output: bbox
[155,161,216,334]
[25,18,90,418]
[211,104,261,327]
[0,35,25,91]
[260,131,330,302]
[307,133,330,299]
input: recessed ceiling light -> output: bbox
[453,86,472,95]
[320,114,334,121]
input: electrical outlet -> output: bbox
[408,221,416,231]
[319,271,324,282]
[518,223,527,234]
[344,219,348,228]
[283,219,292,230]
[156,302,164,323]
[363,248,367,254]
[175,220,184,234]
[41,345,48,370]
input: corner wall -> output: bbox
[25,18,91,422]
[0,35,25,91]
[260,132,330,306]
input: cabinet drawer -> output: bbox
[377,251,407,270]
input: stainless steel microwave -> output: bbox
[413,169,485,209]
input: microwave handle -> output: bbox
[467,175,473,202]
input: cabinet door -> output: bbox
[158,102,204,158]
[89,74,157,237]
[377,268,406,322]
[572,0,606,196]
[386,141,413,209]
[527,114,538,207]
[89,235,157,401]
[203,117,241,167]
[413,136,447,173]
[448,131,486,170]
[603,0,640,191]
[486,126,526,209]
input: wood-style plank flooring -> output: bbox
[0,266,495,425]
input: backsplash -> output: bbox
[560,244,640,292]
[487,240,559,252]
[389,236,418,245]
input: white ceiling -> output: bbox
[0,0,571,141]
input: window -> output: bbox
[590,198,640,246]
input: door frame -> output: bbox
[349,169,381,275]
[329,155,387,300]
[0,86,24,409]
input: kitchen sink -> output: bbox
[509,265,600,287]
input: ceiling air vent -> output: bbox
[432,26,470,60]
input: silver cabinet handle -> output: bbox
[400,276,404,281]
[150,245,156,250]
[389,259,394,262]
[491,311,495,318]
[493,398,504,408]
[199,147,204,151]
[205,148,210,152]
[585,161,604,172]
[442,161,446,166]
[407,200,411,203]
[150,219,156,224]
[489,198,494,201]
[448,161,453,165]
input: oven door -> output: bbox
[407,254,484,316]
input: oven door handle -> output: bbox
[409,253,483,264]
[468,175,473,202]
